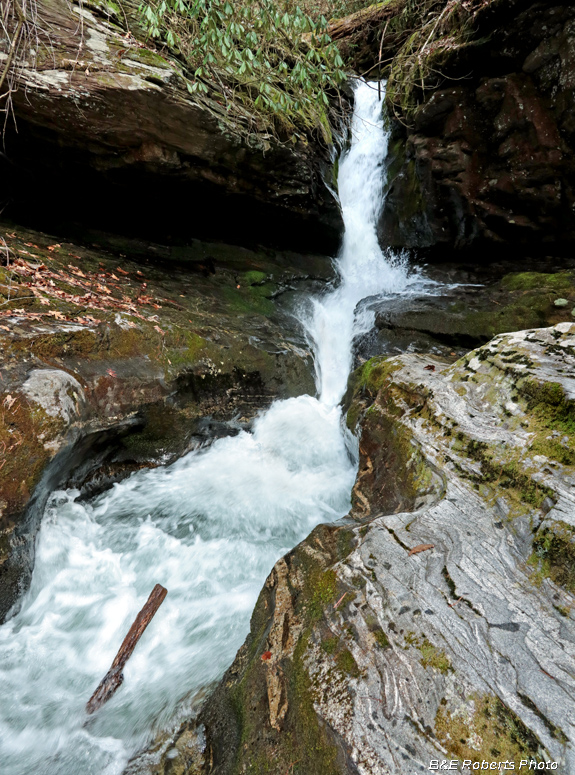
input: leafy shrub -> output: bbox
[139,0,352,142]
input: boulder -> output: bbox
[193,322,575,773]
[370,267,575,351]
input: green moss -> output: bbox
[221,285,275,316]
[418,638,451,673]
[530,437,575,466]
[461,301,547,342]
[367,410,428,504]
[493,461,550,507]
[81,0,122,19]
[501,272,573,292]
[308,569,338,621]
[243,270,267,284]
[356,356,399,393]
[519,380,575,436]
[345,401,362,431]
[125,46,171,68]
[404,632,451,673]
[436,693,544,764]
[437,272,575,344]
[288,633,341,773]
[530,521,575,594]
[346,370,438,513]
[13,321,168,365]
[373,628,391,649]
[412,453,434,492]
[517,693,568,744]
[499,350,535,367]
[19,328,101,360]
[335,647,360,678]
[554,604,570,617]
[336,527,356,561]
[321,635,339,655]
[450,429,555,509]
[164,329,208,369]
[441,565,458,598]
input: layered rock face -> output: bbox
[380,1,575,253]
[193,322,575,774]
[1,0,341,251]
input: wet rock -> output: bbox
[21,369,86,425]
[380,2,575,254]
[195,322,575,773]
[0,222,323,622]
[366,266,575,355]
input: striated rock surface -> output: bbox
[380,1,575,253]
[0,222,322,622]
[1,0,341,251]
[190,322,575,774]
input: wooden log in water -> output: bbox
[86,583,168,714]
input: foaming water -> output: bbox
[0,81,435,775]
[0,397,355,774]
[304,84,429,406]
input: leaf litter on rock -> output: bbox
[0,255,164,328]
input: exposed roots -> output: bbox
[383,0,497,124]
[0,0,41,136]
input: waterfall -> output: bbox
[306,82,409,407]
[0,81,429,775]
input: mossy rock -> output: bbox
[373,270,575,351]
[530,521,575,594]
[199,523,359,775]
[436,694,544,764]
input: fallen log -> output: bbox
[326,1,403,42]
[318,0,409,74]
[86,583,168,714]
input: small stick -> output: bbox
[377,20,389,99]
[86,583,167,714]
[333,592,348,610]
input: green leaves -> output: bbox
[139,0,351,143]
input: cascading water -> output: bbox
[0,81,431,775]
[304,82,410,406]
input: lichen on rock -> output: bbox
[190,322,575,773]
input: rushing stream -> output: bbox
[0,82,433,774]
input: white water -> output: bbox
[0,82,432,775]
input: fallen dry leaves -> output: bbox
[407,543,434,556]
[2,394,16,410]
[0,252,164,329]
